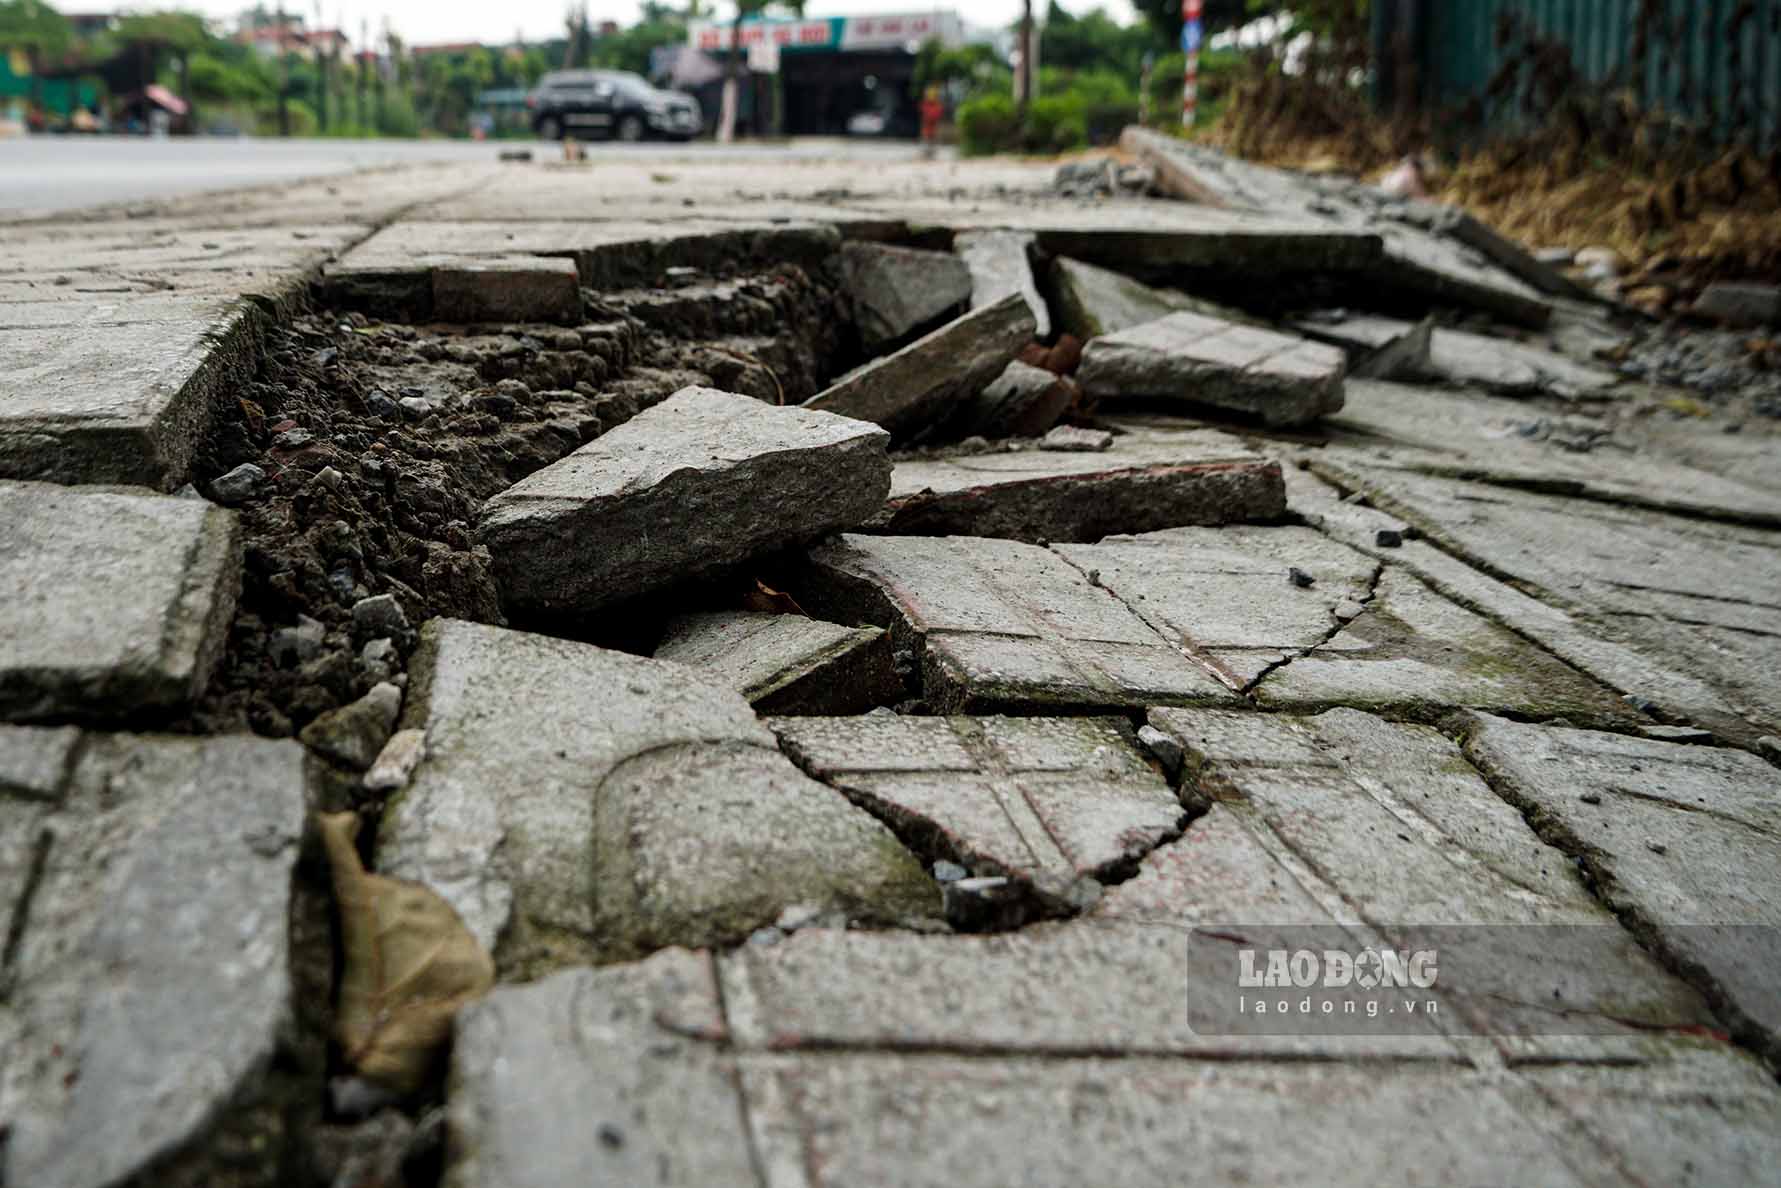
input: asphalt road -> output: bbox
[0,134,940,218]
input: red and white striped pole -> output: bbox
[1182,0,1203,129]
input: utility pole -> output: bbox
[1181,0,1203,129]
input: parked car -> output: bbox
[526,70,701,142]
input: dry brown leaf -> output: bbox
[317,812,495,1096]
[740,579,806,616]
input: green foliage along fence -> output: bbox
[1390,0,1781,151]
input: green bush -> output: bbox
[957,93,1020,156]
[374,92,422,138]
[1023,95,1087,153]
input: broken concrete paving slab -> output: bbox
[1051,525,1378,691]
[1286,465,1750,742]
[478,386,890,616]
[803,292,1037,440]
[951,229,1052,339]
[327,218,843,302]
[1146,706,1717,1045]
[1312,463,1781,735]
[653,611,900,715]
[1077,311,1346,427]
[739,1054,1667,1188]
[1,481,241,724]
[430,255,583,325]
[872,432,1285,543]
[1463,714,1781,1063]
[1253,564,1631,723]
[0,299,263,487]
[1298,313,1615,395]
[0,729,306,1188]
[448,950,755,1188]
[1049,254,1253,341]
[770,714,1184,914]
[378,619,939,977]
[839,240,973,353]
[798,533,1238,714]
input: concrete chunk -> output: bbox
[449,951,755,1188]
[430,255,582,324]
[840,241,972,352]
[950,359,1074,438]
[874,431,1285,543]
[804,293,1037,440]
[378,620,938,977]
[0,481,241,723]
[1464,715,1781,1063]
[1,730,305,1188]
[1050,255,1252,340]
[478,386,891,616]
[0,300,261,488]
[798,534,1236,713]
[772,714,1184,914]
[1077,311,1346,426]
[654,611,899,714]
[952,229,1052,338]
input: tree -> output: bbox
[0,0,73,116]
[1041,4,1166,81]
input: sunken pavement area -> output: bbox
[4,132,1781,1188]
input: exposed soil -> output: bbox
[185,261,851,743]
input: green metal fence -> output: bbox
[1387,0,1780,150]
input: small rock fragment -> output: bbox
[1289,567,1317,589]
[353,594,409,638]
[364,727,428,792]
[1375,528,1404,548]
[1137,724,1184,781]
[211,462,265,505]
[270,615,326,666]
[1039,424,1114,452]
[300,682,403,770]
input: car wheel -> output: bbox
[616,114,645,143]
[536,115,562,140]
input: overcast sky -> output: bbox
[167,1,1140,48]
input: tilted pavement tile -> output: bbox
[1052,524,1377,691]
[1077,311,1347,427]
[1144,707,1718,1052]
[1464,713,1781,1064]
[0,481,240,723]
[1287,464,1746,739]
[653,611,900,715]
[770,714,1186,913]
[838,240,973,353]
[446,951,754,1188]
[0,300,264,487]
[0,729,305,1188]
[478,386,891,617]
[803,293,1036,440]
[1050,253,1256,340]
[871,431,1285,543]
[377,619,939,978]
[951,229,1051,338]
[798,534,1238,713]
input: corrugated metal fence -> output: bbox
[1380,0,1781,150]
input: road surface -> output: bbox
[0,134,942,219]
